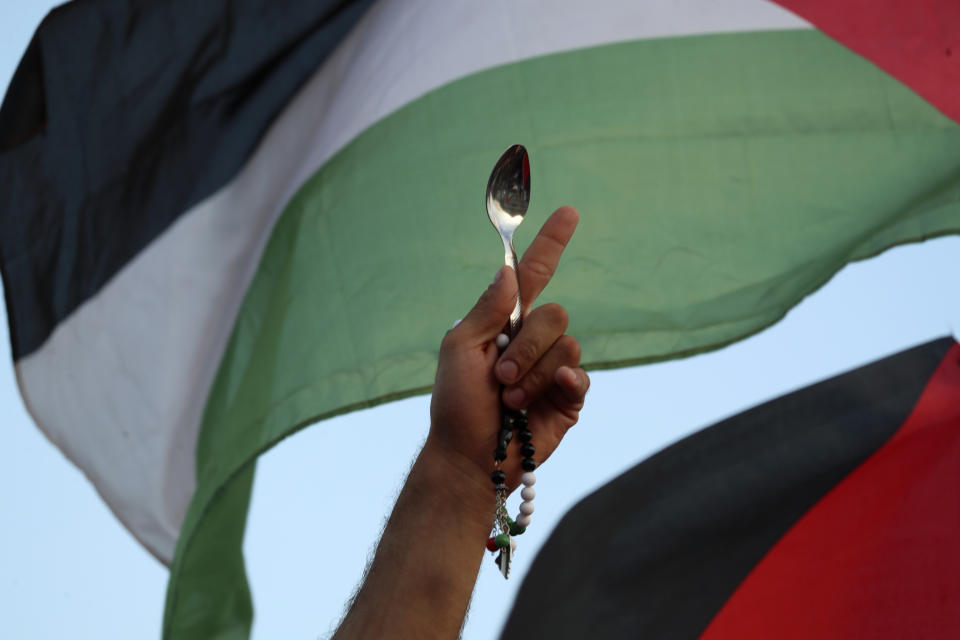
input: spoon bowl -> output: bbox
[485,144,530,337]
[486,144,530,237]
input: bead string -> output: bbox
[486,333,537,578]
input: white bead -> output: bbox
[518,501,535,516]
[510,537,517,551]
[520,486,536,501]
[495,333,510,349]
[520,472,536,487]
[516,514,531,528]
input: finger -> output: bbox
[518,206,579,312]
[496,303,568,384]
[541,366,590,420]
[502,335,581,410]
[448,266,518,347]
[554,365,590,406]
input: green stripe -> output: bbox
[164,29,960,638]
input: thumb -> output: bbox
[453,266,518,345]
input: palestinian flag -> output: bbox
[504,337,960,639]
[1,1,957,638]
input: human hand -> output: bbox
[427,206,590,497]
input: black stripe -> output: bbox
[0,0,373,360]
[501,337,953,640]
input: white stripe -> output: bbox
[15,0,810,563]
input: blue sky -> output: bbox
[1,3,957,638]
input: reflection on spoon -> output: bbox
[485,144,530,338]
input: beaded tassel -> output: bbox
[487,333,537,578]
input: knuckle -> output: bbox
[557,335,581,363]
[522,366,549,392]
[573,368,590,393]
[541,303,569,331]
[486,283,516,318]
[476,285,494,308]
[529,303,569,333]
[440,329,460,352]
[511,339,539,367]
[519,257,554,281]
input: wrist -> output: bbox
[418,435,497,532]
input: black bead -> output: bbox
[497,428,514,450]
[493,447,507,462]
[515,412,529,428]
[518,429,533,443]
[491,470,506,485]
[520,442,535,458]
[502,412,516,430]
[521,457,537,471]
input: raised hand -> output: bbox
[428,206,589,492]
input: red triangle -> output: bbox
[773,0,960,124]
[700,342,960,638]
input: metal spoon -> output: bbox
[485,144,530,338]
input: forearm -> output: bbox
[333,438,495,640]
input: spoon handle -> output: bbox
[504,240,522,338]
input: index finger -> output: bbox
[517,206,579,312]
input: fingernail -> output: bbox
[493,267,504,284]
[504,387,525,407]
[499,359,518,382]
